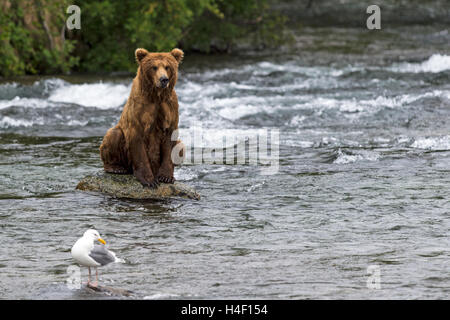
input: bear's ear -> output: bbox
[135,48,149,63]
[171,48,184,63]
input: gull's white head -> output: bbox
[83,229,106,245]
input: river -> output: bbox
[0,25,449,299]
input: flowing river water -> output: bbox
[0,26,449,299]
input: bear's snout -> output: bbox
[159,76,169,88]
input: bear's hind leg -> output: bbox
[100,127,130,174]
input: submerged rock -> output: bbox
[76,172,200,200]
[86,283,133,297]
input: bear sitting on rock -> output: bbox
[100,48,184,189]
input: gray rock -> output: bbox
[76,172,200,200]
[86,283,133,297]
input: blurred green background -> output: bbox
[0,0,448,76]
[0,0,288,76]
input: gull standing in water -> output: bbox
[71,229,123,287]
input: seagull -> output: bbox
[71,229,122,287]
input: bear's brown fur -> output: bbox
[100,48,184,188]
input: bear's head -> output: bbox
[135,48,183,91]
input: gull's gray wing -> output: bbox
[89,245,116,266]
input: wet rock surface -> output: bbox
[76,172,200,200]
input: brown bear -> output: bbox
[99,48,184,188]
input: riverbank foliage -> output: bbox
[0,0,287,76]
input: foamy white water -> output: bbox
[178,127,276,148]
[411,136,450,150]
[390,54,450,73]
[218,104,261,120]
[143,293,180,299]
[0,97,56,110]
[49,82,130,109]
[333,149,381,164]
[0,116,42,128]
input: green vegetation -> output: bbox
[0,0,78,76]
[0,0,288,76]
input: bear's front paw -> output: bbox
[157,175,175,184]
[142,179,160,189]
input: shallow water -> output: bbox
[0,26,449,299]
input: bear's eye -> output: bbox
[152,66,157,71]
[165,66,169,71]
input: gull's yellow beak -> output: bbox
[98,238,106,245]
